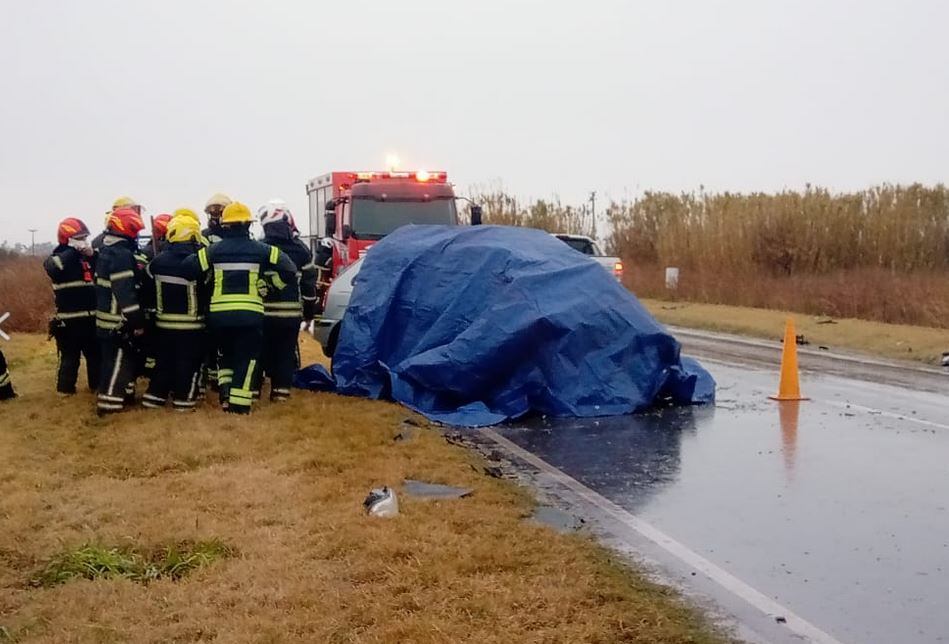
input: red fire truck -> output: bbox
[306,170,481,278]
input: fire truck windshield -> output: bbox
[350,198,456,240]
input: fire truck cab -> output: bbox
[306,170,478,278]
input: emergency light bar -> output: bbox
[352,170,447,183]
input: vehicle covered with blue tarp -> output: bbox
[295,225,715,426]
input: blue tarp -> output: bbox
[294,225,715,427]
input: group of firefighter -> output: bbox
[31,193,333,415]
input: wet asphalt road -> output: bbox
[492,334,949,644]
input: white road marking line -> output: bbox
[823,401,949,431]
[482,427,847,644]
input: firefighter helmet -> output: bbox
[165,216,202,244]
[152,214,173,240]
[258,200,291,228]
[107,208,145,238]
[173,208,199,224]
[221,201,252,225]
[205,193,232,210]
[57,218,90,245]
[112,196,137,210]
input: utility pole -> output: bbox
[28,229,37,256]
[589,192,597,239]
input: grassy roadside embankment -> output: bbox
[641,298,949,366]
[0,333,730,644]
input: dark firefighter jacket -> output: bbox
[261,222,319,324]
[146,241,206,331]
[94,235,148,337]
[140,239,168,264]
[202,221,224,245]
[192,226,297,328]
[44,245,97,321]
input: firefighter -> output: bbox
[200,194,231,390]
[94,207,147,415]
[44,218,100,395]
[93,197,141,250]
[142,213,172,262]
[136,213,172,378]
[0,349,14,400]
[202,193,231,245]
[192,201,296,414]
[142,216,207,411]
[313,236,334,315]
[257,201,318,402]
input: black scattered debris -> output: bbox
[443,432,467,447]
[819,345,830,351]
[795,334,809,346]
[815,318,837,325]
[775,616,788,624]
[482,465,505,479]
[941,352,949,367]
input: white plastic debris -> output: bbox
[363,486,399,518]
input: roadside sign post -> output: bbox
[0,312,10,341]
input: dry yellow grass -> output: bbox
[642,299,949,365]
[0,333,729,644]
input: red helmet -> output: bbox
[57,217,90,246]
[108,207,145,239]
[152,214,173,240]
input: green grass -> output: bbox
[32,540,234,587]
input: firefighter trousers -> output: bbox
[261,320,300,402]
[0,349,14,401]
[143,329,204,411]
[202,332,220,392]
[96,337,138,414]
[217,326,262,414]
[55,318,100,394]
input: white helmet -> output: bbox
[259,198,294,229]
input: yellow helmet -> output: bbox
[205,193,233,210]
[173,207,199,224]
[112,196,137,210]
[221,201,252,225]
[165,215,202,243]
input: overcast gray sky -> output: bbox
[1,0,946,244]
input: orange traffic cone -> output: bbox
[770,317,808,401]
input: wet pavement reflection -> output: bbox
[497,361,949,644]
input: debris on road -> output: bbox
[402,479,473,500]
[531,506,584,533]
[941,352,949,367]
[363,487,399,517]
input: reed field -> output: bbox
[475,184,949,328]
[0,249,53,333]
